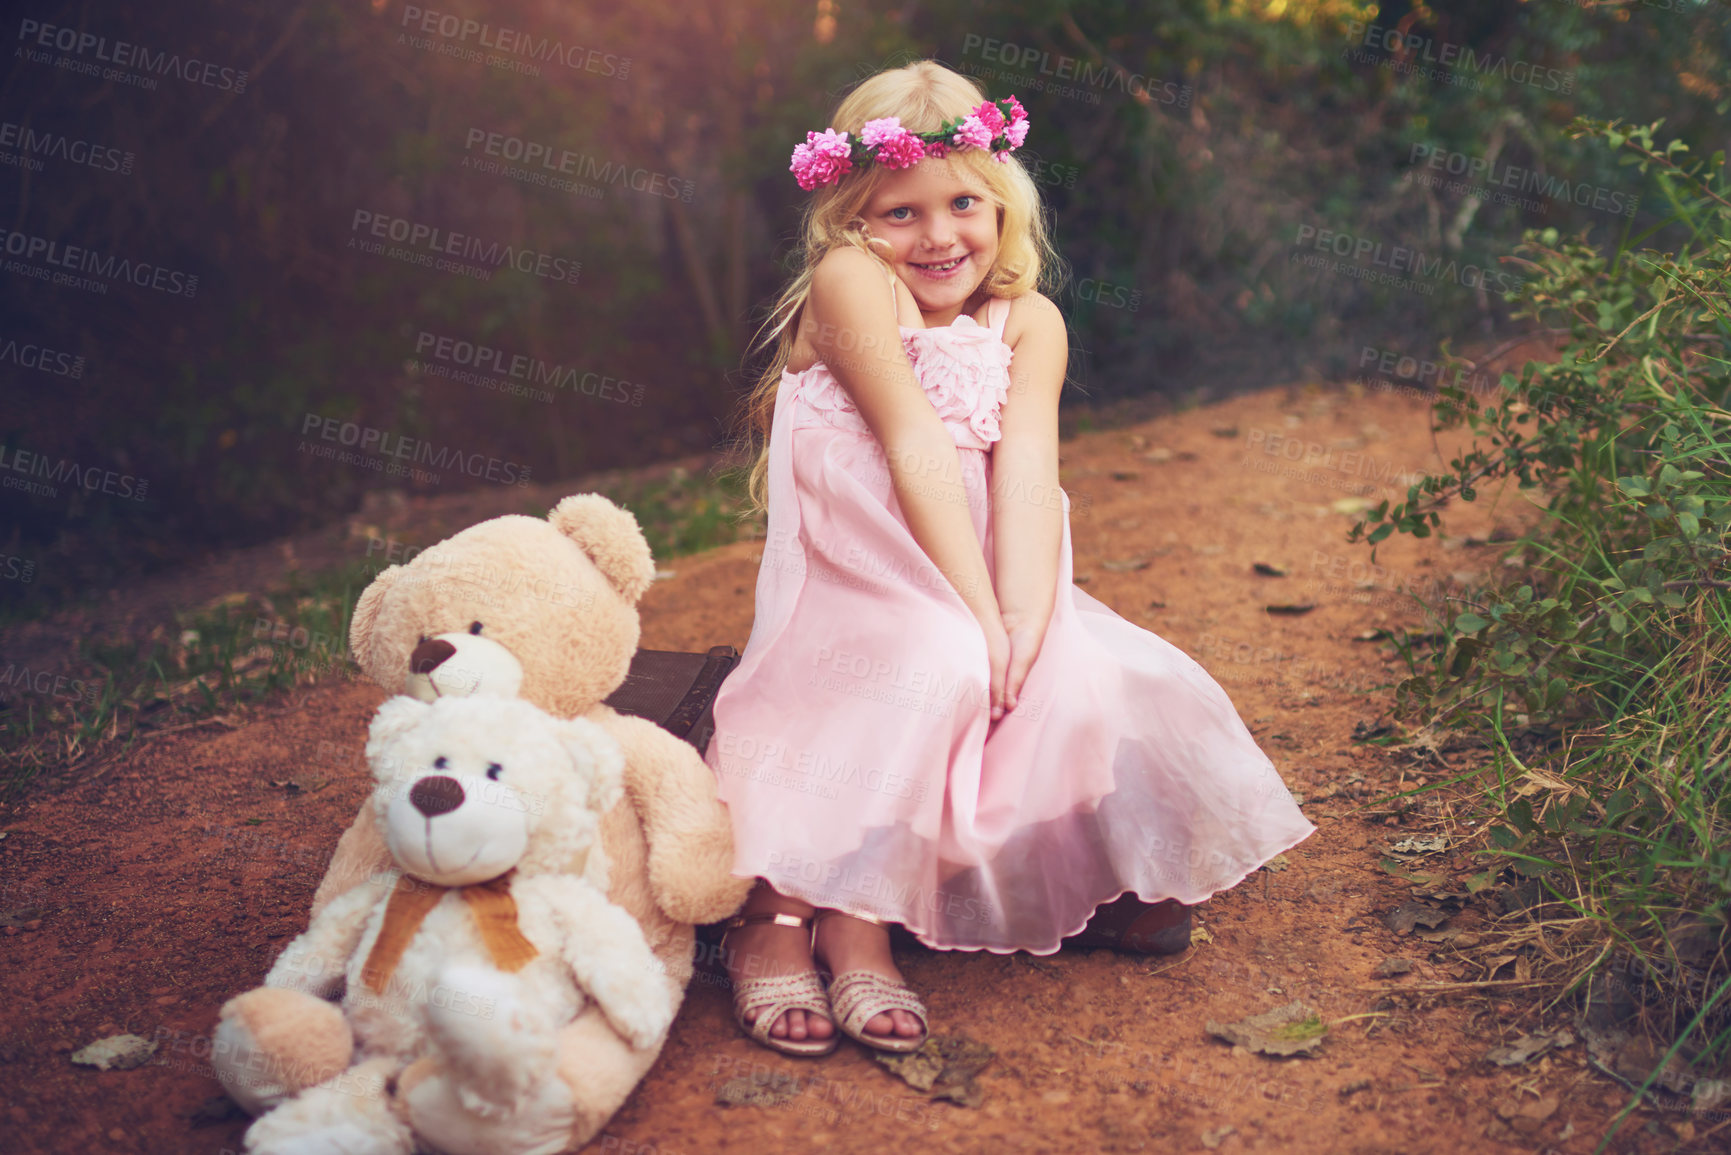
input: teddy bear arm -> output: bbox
[609,716,754,925]
[264,880,381,997]
[541,878,676,1051]
[309,799,394,922]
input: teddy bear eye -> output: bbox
[434,756,449,769]
[486,763,503,780]
[468,621,483,635]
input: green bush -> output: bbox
[1351,115,1731,1074]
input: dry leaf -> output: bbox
[1205,1000,1327,1057]
[875,1034,995,1107]
[715,1070,803,1108]
[1382,902,1450,935]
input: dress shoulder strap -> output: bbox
[987,295,1010,339]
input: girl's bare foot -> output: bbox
[721,883,834,1044]
[811,912,925,1041]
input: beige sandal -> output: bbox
[721,910,839,1057]
[813,910,930,1054]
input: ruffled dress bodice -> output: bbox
[787,307,1014,450]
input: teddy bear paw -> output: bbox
[426,964,556,1109]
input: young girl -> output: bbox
[703,60,1314,1057]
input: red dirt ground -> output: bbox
[0,378,1703,1154]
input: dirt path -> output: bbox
[0,380,1675,1154]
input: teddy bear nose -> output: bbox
[410,638,456,675]
[409,775,465,818]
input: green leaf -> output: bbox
[1455,612,1489,634]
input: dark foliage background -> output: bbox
[2,0,1727,610]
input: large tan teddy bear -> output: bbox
[213,493,753,1151]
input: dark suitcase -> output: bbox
[600,644,740,755]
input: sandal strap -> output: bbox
[812,908,887,928]
[825,970,928,1039]
[731,971,832,1045]
[724,910,814,932]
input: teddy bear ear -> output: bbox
[547,493,657,606]
[364,695,430,775]
[556,716,626,812]
[349,564,405,665]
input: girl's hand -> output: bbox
[977,613,1011,722]
[1000,612,1050,717]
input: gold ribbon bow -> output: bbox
[361,870,539,992]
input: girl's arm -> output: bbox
[804,247,1003,632]
[991,294,1068,651]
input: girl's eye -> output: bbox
[887,207,912,221]
[486,763,503,781]
[954,195,976,210]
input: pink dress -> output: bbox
[703,285,1315,954]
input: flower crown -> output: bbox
[789,96,1029,191]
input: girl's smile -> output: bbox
[863,159,1000,326]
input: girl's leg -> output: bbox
[721,879,834,1042]
[810,913,925,1041]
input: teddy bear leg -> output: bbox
[213,988,355,1116]
[426,963,558,1114]
[396,963,570,1155]
[549,993,673,1148]
[398,1053,576,1155]
[242,1055,412,1155]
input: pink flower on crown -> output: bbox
[859,118,904,147]
[973,101,1007,137]
[868,125,927,169]
[953,116,993,151]
[1005,116,1029,148]
[790,129,853,190]
[924,139,950,159]
[1003,96,1028,123]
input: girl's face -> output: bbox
[861,158,1000,325]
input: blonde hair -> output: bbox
[727,59,1068,520]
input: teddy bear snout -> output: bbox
[411,638,457,675]
[410,775,465,818]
